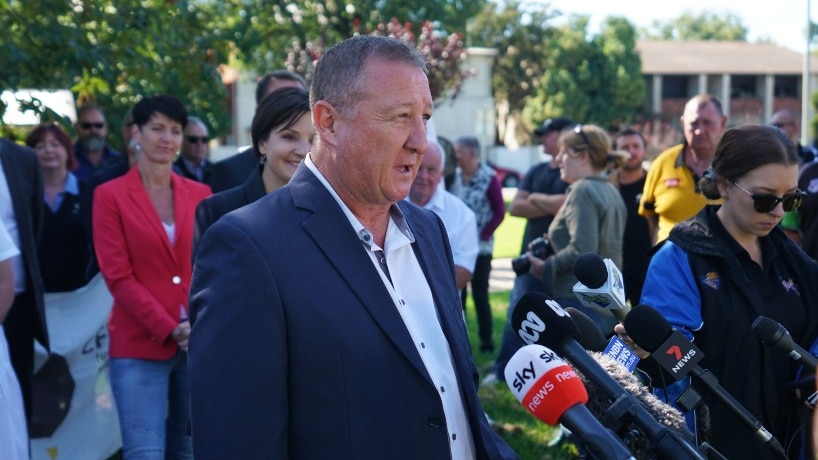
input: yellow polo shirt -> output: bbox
[639,144,721,242]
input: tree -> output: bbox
[1,0,232,141]
[526,15,645,130]
[642,10,748,41]
[285,18,471,103]
[215,0,486,77]
[467,1,559,143]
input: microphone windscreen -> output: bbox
[573,253,608,289]
[511,292,580,349]
[622,304,674,353]
[751,316,780,344]
[575,351,696,457]
[566,307,607,352]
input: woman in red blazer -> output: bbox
[93,94,210,459]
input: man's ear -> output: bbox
[313,101,339,148]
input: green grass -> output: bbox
[464,291,578,459]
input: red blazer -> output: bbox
[93,167,211,359]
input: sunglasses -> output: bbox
[80,122,105,130]
[732,182,806,213]
[186,136,209,144]
[574,125,591,149]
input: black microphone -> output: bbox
[624,305,787,459]
[511,292,705,460]
[572,253,630,322]
[567,307,607,352]
[752,316,818,372]
[504,344,635,460]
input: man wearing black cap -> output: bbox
[484,117,573,385]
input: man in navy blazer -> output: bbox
[189,36,518,459]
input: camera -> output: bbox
[511,236,554,276]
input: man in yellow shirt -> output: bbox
[639,94,726,242]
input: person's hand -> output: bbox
[526,249,546,279]
[613,323,651,360]
[172,320,191,352]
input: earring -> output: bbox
[259,153,267,164]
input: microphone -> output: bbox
[505,344,635,460]
[511,292,705,460]
[568,306,640,372]
[566,307,607,352]
[752,316,818,372]
[624,305,787,459]
[572,253,630,322]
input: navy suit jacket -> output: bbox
[208,147,256,193]
[189,164,518,460]
[193,166,265,256]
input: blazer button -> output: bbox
[428,417,443,428]
[172,276,181,285]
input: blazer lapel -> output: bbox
[291,167,434,385]
[125,168,177,261]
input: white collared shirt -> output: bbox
[409,188,478,274]
[305,155,476,459]
[0,153,24,293]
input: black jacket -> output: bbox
[649,206,818,459]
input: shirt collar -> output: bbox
[304,153,415,249]
[64,172,80,196]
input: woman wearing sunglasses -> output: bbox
[624,124,818,459]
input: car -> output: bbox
[488,162,522,188]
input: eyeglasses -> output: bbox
[186,136,209,144]
[574,125,591,149]
[732,182,806,213]
[771,122,794,129]
[79,122,105,130]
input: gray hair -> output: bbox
[310,35,428,118]
[454,135,480,155]
[186,116,208,133]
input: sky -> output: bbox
[536,0,812,53]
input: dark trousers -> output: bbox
[461,254,493,350]
[3,290,35,422]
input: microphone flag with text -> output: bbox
[573,253,630,322]
[504,344,635,460]
[624,304,787,460]
[510,292,706,460]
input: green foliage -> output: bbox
[1,0,232,138]
[525,15,645,131]
[642,10,748,41]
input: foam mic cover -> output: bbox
[567,307,607,352]
[572,253,629,322]
[623,304,674,353]
[625,306,787,458]
[574,252,609,289]
[511,292,580,349]
[504,344,588,425]
[505,345,636,460]
[752,316,818,372]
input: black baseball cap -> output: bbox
[534,117,575,136]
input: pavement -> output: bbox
[489,257,515,293]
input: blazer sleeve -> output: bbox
[189,217,288,459]
[92,185,178,342]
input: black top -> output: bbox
[209,148,257,193]
[39,180,92,292]
[618,173,651,304]
[194,166,266,257]
[517,162,569,254]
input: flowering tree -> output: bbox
[286,18,474,103]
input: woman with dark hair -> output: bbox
[93,94,211,459]
[26,123,92,291]
[617,124,818,459]
[194,86,312,249]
